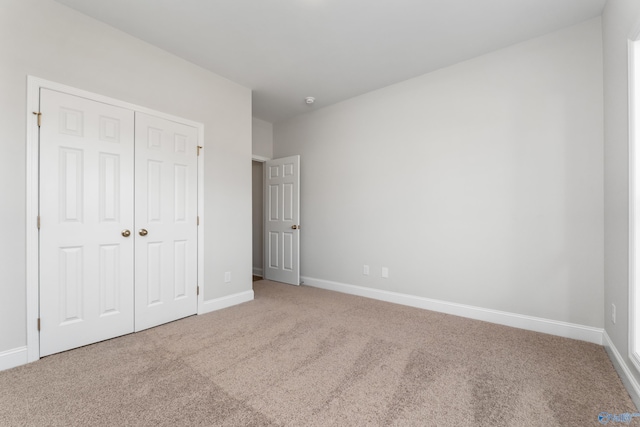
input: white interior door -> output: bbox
[39,89,135,357]
[134,112,199,331]
[264,155,300,285]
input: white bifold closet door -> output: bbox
[39,89,198,357]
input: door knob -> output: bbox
[291,225,300,230]
[121,229,131,237]
[139,229,148,236]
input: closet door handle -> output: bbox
[139,229,148,236]
[121,229,131,237]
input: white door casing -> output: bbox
[264,155,300,285]
[39,89,135,356]
[134,112,199,331]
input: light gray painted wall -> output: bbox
[0,0,252,353]
[252,118,274,159]
[274,19,604,327]
[252,161,264,274]
[603,0,640,383]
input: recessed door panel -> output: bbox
[269,184,279,221]
[59,148,84,223]
[283,183,293,221]
[147,242,163,306]
[269,231,279,269]
[60,246,83,324]
[99,244,120,316]
[148,127,162,149]
[59,108,84,137]
[174,240,187,299]
[99,116,120,143]
[283,232,293,272]
[99,154,120,222]
[147,160,163,223]
[174,134,187,154]
[174,164,188,222]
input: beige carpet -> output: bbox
[0,280,635,426]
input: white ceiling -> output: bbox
[55,0,607,124]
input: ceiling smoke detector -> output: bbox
[305,97,315,105]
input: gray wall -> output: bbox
[603,0,640,386]
[274,19,604,327]
[252,161,264,275]
[0,0,252,354]
[252,118,274,159]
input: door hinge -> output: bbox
[197,286,200,296]
[32,111,42,127]
[37,215,41,230]
[37,318,41,331]
[197,216,200,226]
[197,145,203,156]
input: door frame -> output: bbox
[25,76,205,362]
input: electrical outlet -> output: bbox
[224,272,231,283]
[612,303,616,324]
[381,267,389,278]
[363,265,370,276]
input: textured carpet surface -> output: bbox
[0,280,636,426]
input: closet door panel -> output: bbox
[134,112,198,331]
[39,89,135,356]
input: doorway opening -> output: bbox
[252,160,264,280]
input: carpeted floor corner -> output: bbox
[0,280,635,426]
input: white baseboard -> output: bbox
[603,331,640,409]
[252,267,263,277]
[199,290,254,315]
[301,276,604,345]
[0,346,28,372]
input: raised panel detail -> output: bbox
[99,153,119,222]
[174,240,187,299]
[60,247,83,324]
[283,183,294,221]
[59,148,84,223]
[99,244,119,316]
[174,134,187,154]
[99,116,120,143]
[147,242,162,306]
[283,163,294,177]
[269,165,280,179]
[269,232,279,268]
[147,160,162,222]
[174,164,187,222]
[59,108,84,137]
[283,232,293,271]
[147,127,163,150]
[269,184,279,221]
